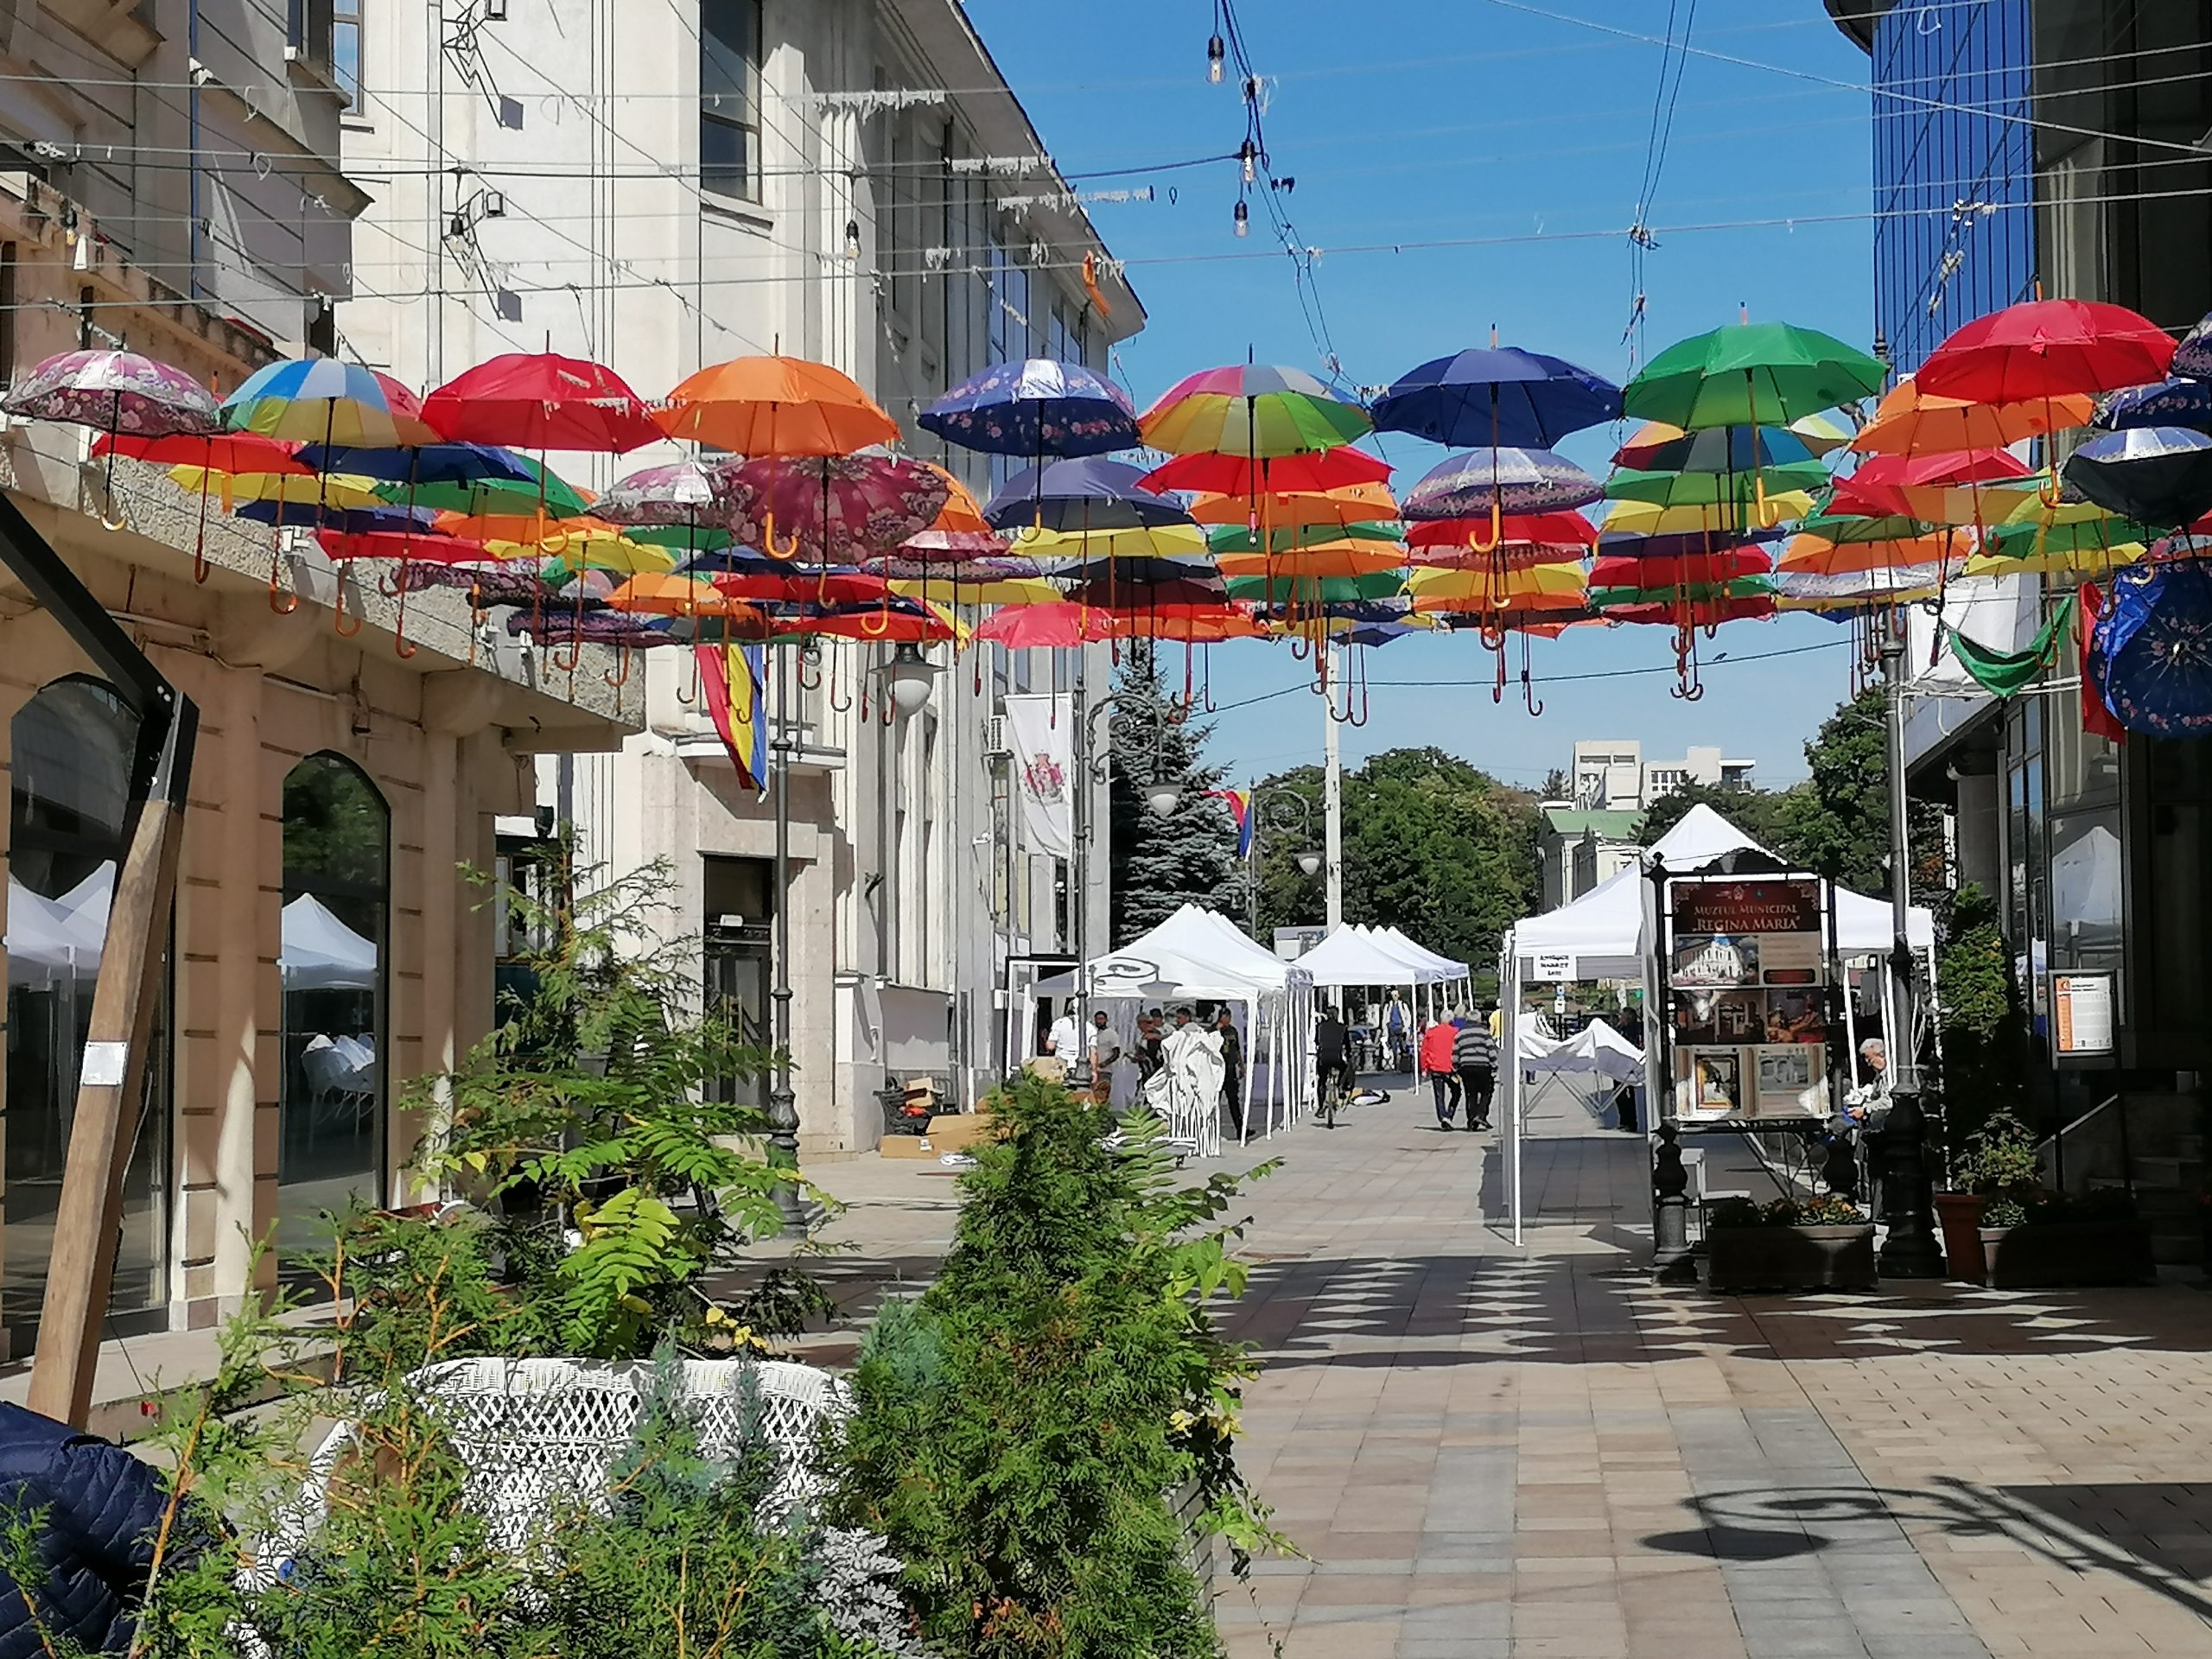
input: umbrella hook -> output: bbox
[376,563,406,600]
[797,645,824,691]
[604,641,632,689]
[99,394,129,531]
[763,512,803,560]
[860,599,893,637]
[1465,500,1503,556]
[1521,633,1544,718]
[1201,645,1217,714]
[827,655,853,714]
[1287,629,1313,663]
[1182,641,1195,705]
[972,649,984,697]
[191,480,212,582]
[467,583,487,669]
[333,573,364,638]
[676,644,699,706]
[1491,637,1508,704]
[1346,648,1370,727]
[267,542,300,614]
[550,595,586,673]
[393,572,419,659]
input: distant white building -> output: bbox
[1567,740,1755,811]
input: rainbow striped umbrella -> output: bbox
[1139,364,1370,457]
[219,358,441,447]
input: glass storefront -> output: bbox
[4,677,168,1351]
[276,753,389,1272]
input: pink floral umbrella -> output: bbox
[4,349,221,529]
[711,454,950,562]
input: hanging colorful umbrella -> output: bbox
[1216,543,1405,580]
[1590,549,1771,589]
[1917,298,2177,404]
[983,457,1189,532]
[655,354,899,454]
[715,452,950,560]
[1849,378,2094,455]
[1776,530,1957,577]
[902,465,1007,557]
[864,553,1039,583]
[318,528,493,567]
[1402,447,1604,525]
[4,348,219,437]
[1020,524,1212,563]
[1624,321,1887,431]
[2093,556,2212,735]
[1138,364,1370,456]
[709,569,889,606]
[1976,500,2153,571]
[236,502,438,535]
[304,443,578,518]
[219,359,441,446]
[1211,518,1406,556]
[1370,344,1620,448]
[1404,563,1587,607]
[396,561,550,607]
[175,467,393,512]
[1141,445,1389,496]
[1186,481,1398,529]
[1612,423,1822,472]
[1774,568,1949,611]
[1604,458,1831,509]
[919,357,1137,457]
[93,430,305,474]
[2063,426,2212,528]
[594,460,724,526]
[888,574,1060,607]
[1850,447,2035,490]
[422,352,661,452]
[2093,378,2212,434]
[606,573,766,620]
[1224,571,1404,604]
[2171,308,2212,379]
[1602,495,1816,539]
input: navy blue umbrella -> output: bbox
[235,501,437,534]
[296,441,537,486]
[2093,378,2212,434]
[1372,346,1621,448]
[2063,427,2212,528]
[984,457,1192,531]
[2094,556,2212,735]
[920,357,1138,459]
[2171,308,2212,379]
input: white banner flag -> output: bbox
[1005,693,1074,858]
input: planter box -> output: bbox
[1980,1220,2156,1289]
[1707,1224,1878,1293]
[1934,1192,1990,1285]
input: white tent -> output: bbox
[1294,924,1450,987]
[1372,925,1469,982]
[1518,1015,1644,1084]
[281,894,379,991]
[1499,802,1939,1243]
[5,875,105,984]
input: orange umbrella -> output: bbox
[607,572,763,620]
[1217,542,1406,579]
[905,464,1007,556]
[653,354,899,454]
[1186,481,1398,527]
[1849,378,2094,456]
[1777,530,1959,576]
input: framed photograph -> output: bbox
[1675,989,1764,1046]
[1750,1043,1827,1119]
[1671,933,1760,990]
[1677,1046,1745,1118]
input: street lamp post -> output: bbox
[1070,683,1181,1028]
[1245,785,1324,936]
[1876,620,1943,1277]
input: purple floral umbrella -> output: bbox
[711,453,950,562]
[918,357,1138,460]
[1402,447,1605,521]
[861,554,1040,582]
[592,459,734,563]
[3,348,222,529]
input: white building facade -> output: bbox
[1569,739,1756,811]
[343,1,1141,1151]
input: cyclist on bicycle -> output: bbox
[1313,1005,1355,1125]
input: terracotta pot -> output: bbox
[1933,1192,1990,1285]
[1707,1224,1878,1293]
[1980,1220,2156,1289]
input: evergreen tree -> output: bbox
[1109,643,1247,944]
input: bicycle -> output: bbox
[1316,1061,1354,1129]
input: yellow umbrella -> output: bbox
[888,575,1062,606]
[1187,481,1398,528]
[1602,493,1816,537]
[1404,563,1587,607]
[168,465,388,512]
[1017,524,1211,561]
[1217,541,1407,580]
[1849,379,2094,457]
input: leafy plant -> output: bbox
[1707,1193,1865,1229]
[1792,1194,1866,1226]
[404,846,810,1357]
[1955,1109,2042,1198]
[831,1074,1283,1657]
[1980,1196,2030,1229]
[1931,882,2031,1163]
[1706,1197,1764,1230]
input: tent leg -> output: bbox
[1507,940,1524,1248]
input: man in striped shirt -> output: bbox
[1453,1011,1498,1132]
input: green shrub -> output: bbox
[1955,1109,2041,1198]
[1981,1196,2030,1229]
[830,1074,1282,1658]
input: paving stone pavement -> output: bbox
[804,1084,2212,1659]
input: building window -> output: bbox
[702,855,771,1106]
[334,1,363,106]
[277,753,388,1273]
[702,0,764,202]
[4,677,169,1351]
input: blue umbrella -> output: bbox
[984,457,1192,531]
[1371,346,1620,448]
[920,358,1138,459]
[2094,556,2212,735]
[234,501,437,534]
[2063,427,2212,528]
[296,441,537,486]
[2171,308,2212,379]
[2093,378,2212,434]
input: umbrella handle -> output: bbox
[604,641,632,689]
[99,497,129,532]
[675,645,699,705]
[541,525,573,560]
[334,580,363,638]
[268,545,300,614]
[828,658,853,714]
[550,635,583,673]
[764,512,803,560]
[376,563,406,599]
[467,583,487,670]
[1521,633,1544,718]
[860,600,892,637]
[1466,501,1503,555]
[797,646,824,691]
[393,570,420,659]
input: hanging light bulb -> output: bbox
[1238,139,1257,184]
[842,219,861,262]
[1207,33,1225,82]
[1233,199,1249,238]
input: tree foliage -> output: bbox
[1931,880,2031,1158]
[1251,749,1540,969]
[1637,780,1802,855]
[1109,644,1247,944]
[832,1074,1281,1657]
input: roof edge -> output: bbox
[1824,0,1885,53]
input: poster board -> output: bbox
[1659,874,1840,1124]
[2051,971,2115,1058]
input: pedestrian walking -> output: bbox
[1384,994,1412,1073]
[1454,1008,1498,1131]
[1420,1016,1461,1128]
[1216,1007,1245,1139]
[1086,1009,1122,1108]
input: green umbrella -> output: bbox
[1225,570,1403,603]
[372,452,591,518]
[1206,519,1404,555]
[1592,575,1775,609]
[1605,459,1831,509]
[1624,321,1888,432]
[1797,507,1940,544]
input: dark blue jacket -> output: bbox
[0,1402,173,1658]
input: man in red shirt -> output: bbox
[1421,1016,1462,1128]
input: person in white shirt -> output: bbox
[1046,1006,1080,1068]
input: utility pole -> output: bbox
[1322,642,1344,931]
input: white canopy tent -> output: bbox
[1374,925,1469,982]
[4,876,105,984]
[1036,904,1315,1150]
[281,894,380,991]
[1498,803,1939,1243]
[1294,925,1448,987]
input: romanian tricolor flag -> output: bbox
[696,643,769,790]
[1209,788,1254,858]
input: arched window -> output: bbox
[277,753,388,1268]
[4,677,168,1349]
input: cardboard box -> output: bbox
[876,1106,998,1159]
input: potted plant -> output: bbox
[1706,1193,1878,1293]
[1936,1109,2042,1284]
[1979,1185,2157,1289]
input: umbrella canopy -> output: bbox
[1605,592,1777,626]
[918,357,1137,457]
[1624,321,1887,430]
[1216,543,1406,579]
[654,355,899,454]
[1404,563,1587,605]
[1187,481,1398,529]
[3,349,220,436]
[1370,345,1620,448]
[1590,549,1770,588]
[1602,495,1815,538]
[863,553,1039,583]
[94,431,306,474]
[1974,502,2153,575]
[1849,447,2034,489]
[1402,448,1603,520]
[168,465,389,511]
[1777,531,1958,576]
[1138,364,1370,456]
[902,465,1007,557]
[887,573,1058,606]
[1613,423,1821,472]
[2063,426,2212,527]
[238,501,436,534]
[1603,459,1830,508]
[309,444,586,518]
[709,569,889,606]
[1210,518,1405,556]
[2094,378,2212,435]
[421,353,660,451]
[220,359,441,447]
[1141,446,1390,495]
[2094,556,2212,735]
[606,573,766,620]
[1918,298,2176,403]
[984,458,1191,532]
[715,453,950,560]
[1775,567,1950,609]
[1020,524,1211,563]
[1225,570,1404,604]
[593,461,727,527]
[2172,308,2212,379]
[1850,378,2094,455]
[318,528,497,566]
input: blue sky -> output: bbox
[963,0,1885,791]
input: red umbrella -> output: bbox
[1139,446,1390,495]
[713,454,950,561]
[1590,549,1770,588]
[93,430,308,474]
[1917,299,2176,404]
[422,352,661,452]
[318,529,494,565]
[711,570,892,606]
[1405,510,1594,549]
[1847,448,2033,489]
